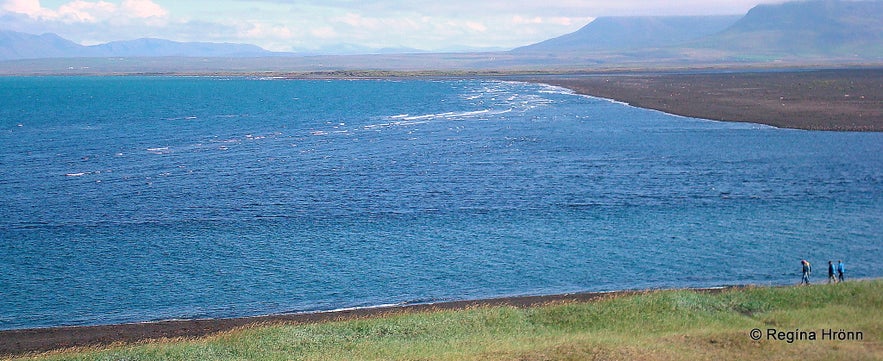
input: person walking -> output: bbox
[801,260,812,285]
[828,261,837,284]
[837,260,845,282]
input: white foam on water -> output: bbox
[362,119,430,130]
[381,109,513,123]
[146,147,170,154]
[317,303,405,314]
[536,84,576,96]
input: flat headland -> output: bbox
[529,68,883,132]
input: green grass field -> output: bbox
[14,280,882,361]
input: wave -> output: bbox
[146,147,170,154]
[314,303,406,314]
[387,109,512,122]
[535,83,577,96]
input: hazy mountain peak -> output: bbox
[0,30,86,60]
[512,15,741,53]
[512,0,883,59]
[89,38,270,57]
[695,0,883,56]
[0,31,271,60]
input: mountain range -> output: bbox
[1,0,881,68]
[0,32,272,60]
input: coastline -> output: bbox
[0,286,738,357]
[2,67,880,357]
[520,68,883,132]
[4,67,880,131]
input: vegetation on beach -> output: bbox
[16,280,883,361]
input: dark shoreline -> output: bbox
[0,286,740,357]
[525,68,883,132]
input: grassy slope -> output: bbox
[18,280,883,361]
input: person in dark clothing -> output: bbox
[828,260,837,284]
[801,260,811,285]
[837,260,845,282]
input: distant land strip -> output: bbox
[2,66,880,132]
[153,66,883,132]
[529,68,883,132]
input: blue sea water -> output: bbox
[0,76,880,330]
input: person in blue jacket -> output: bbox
[837,260,845,282]
[801,260,812,285]
[828,261,837,284]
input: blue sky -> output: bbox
[1,0,776,52]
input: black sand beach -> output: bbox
[0,287,740,357]
[532,68,883,132]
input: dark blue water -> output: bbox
[0,76,881,330]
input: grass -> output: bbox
[13,280,883,361]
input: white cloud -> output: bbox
[332,12,422,32]
[121,0,166,18]
[513,16,544,25]
[1,0,167,23]
[512,16,583,27]
[244,0,775,17]
[240,22,292,40]
[464,21,487,33]
[2,0,54,18]
[548,17,578,27]
[310,25,336,39]
[57,1,116,23]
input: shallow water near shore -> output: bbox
[0,77,881,330]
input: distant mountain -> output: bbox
[693,0,883,57]
[514,0,883,60]
[293,43,508,56]
[512,15,741,53]
[0,30,271,60]
[0,31,90,60]
[89,38,270,57]
[293,43,428,56]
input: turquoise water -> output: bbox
[0,76,880,330]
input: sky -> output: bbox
[0,0,780,52]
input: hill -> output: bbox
[512,15,740,53]
[0,31,89,60]
[514,0,883,61]
[693,0,883,58]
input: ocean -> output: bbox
[0,76,880,330]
